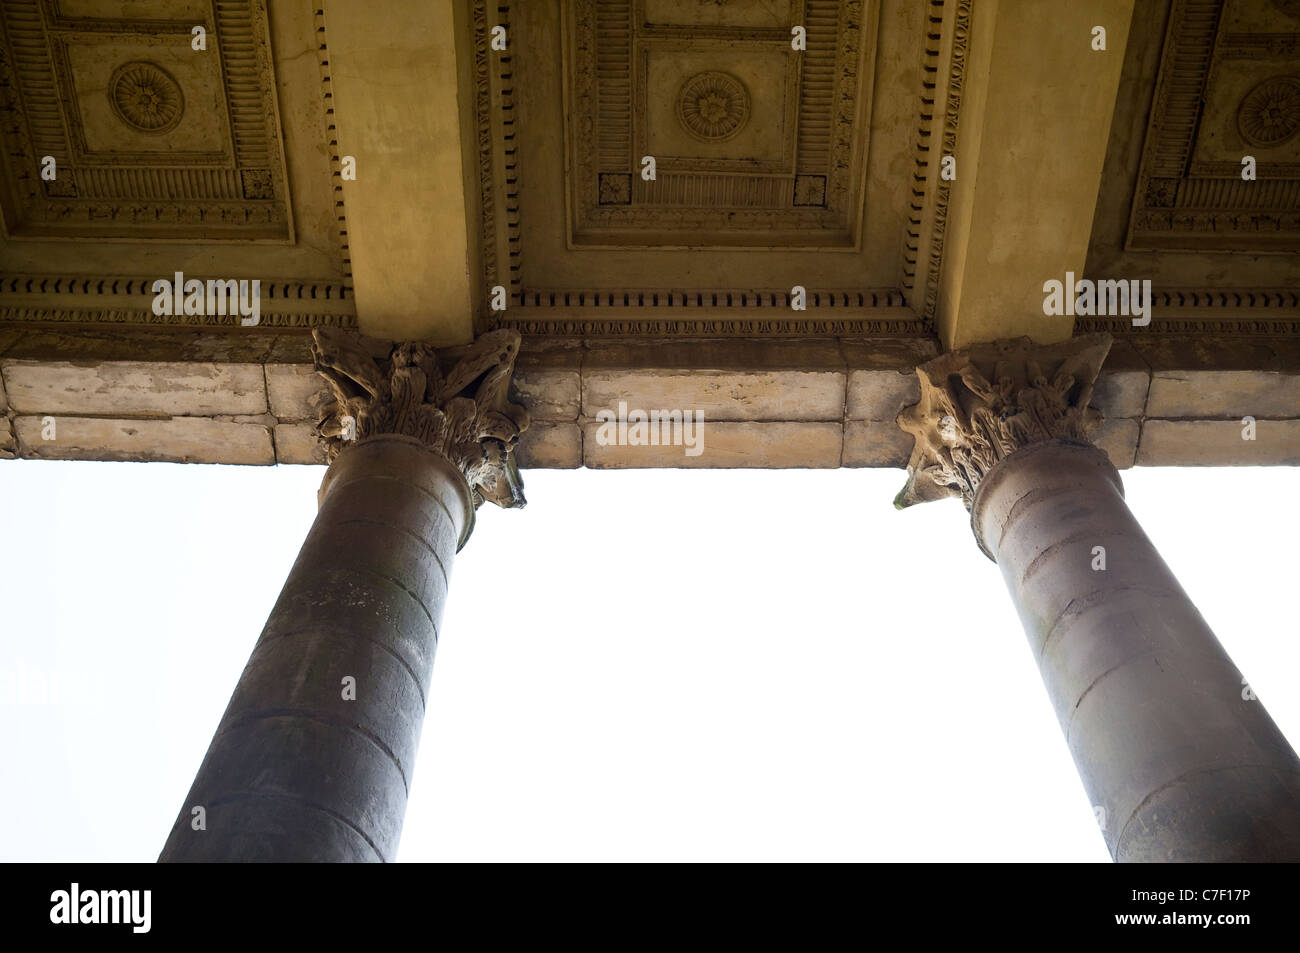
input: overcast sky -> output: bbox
[0,461,1295,862]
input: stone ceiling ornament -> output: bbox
[1236,76,1300,148]
[311,328,531,509]
[108,62,185,134]
[894,334,1112,511]
[676,71,750,142]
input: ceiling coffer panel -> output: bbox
[1127,0,1300,252]
[0,0,291,242]
[564,0,873,248]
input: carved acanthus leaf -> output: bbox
[894,334,1112,510]
[311,328,530,508]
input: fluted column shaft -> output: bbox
[972,438,1300,861]
[160,435,472,862]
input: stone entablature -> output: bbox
[3,331,1298,470]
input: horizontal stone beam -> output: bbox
[2,330,1298,469]
[3,361,268,417]
[13,416,274,465]
[1138,421,1300,467]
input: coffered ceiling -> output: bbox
[0,0,1293,345]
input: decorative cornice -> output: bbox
[901,0,971,321]
[311,328,530,509]
[1073,288,1300,335]
[1076,319,1300,336]
[496,315,926,337]
[483,287,928,336]
[0,307,356,330]
[313,6,354,285]
[472,0,513,298]
[0,276,352,300]
[503,288,906,309]
[0,274,356,329]
[1142,289,1300,309]
[895,333,1112,510]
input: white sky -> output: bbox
[0,461,1295,862]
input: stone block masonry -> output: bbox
[2,330,1299,470]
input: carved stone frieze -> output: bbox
[311,328,531,509]
[894,333,1112,509]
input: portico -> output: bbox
[2,0,1298,861]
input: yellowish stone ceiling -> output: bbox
[0,0,1293,346]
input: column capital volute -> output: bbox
[894,332,1113,513]
[310,327,531,511]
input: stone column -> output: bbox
[896,334,1300,862]
[160,328,529,863]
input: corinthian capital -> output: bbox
[311,328,530,508]
[895,333,1112,510]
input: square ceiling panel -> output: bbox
[565,0,869,248]
[1126,0,1300,252]
[472,0,940,338]
[0,0,291,241]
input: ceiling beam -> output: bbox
[326,0,478,344]
[936,0,1136,350]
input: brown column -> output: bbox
[897,334,1300,862]
[160,329,529,862]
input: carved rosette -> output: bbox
[108,62,185,134]
[676,71,750,142]
[1236,75,1300,148]
[894,334,1112,510]
[311,328,531,509]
